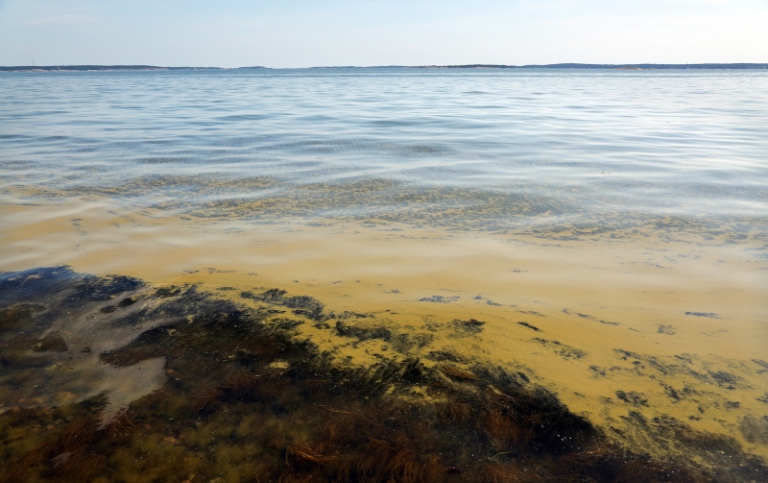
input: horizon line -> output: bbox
[2,62,768,72]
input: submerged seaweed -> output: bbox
[0,267,765,482]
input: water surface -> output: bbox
[1,68,767,480]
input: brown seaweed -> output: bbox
[0,267,764,482]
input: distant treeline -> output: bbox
[1,63,766,72]
[0,65,267,72]
[439,63,768,69]
[0,65,224,72]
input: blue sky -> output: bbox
[1,0,766,67]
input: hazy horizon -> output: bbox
[1,0,766,69]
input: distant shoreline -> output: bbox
[2,63,767,72]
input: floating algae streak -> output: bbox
[0,266,763,482]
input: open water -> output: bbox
[2,68,767,232]
[1,68,767,481]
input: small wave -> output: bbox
[215,114,270,122]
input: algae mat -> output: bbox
[1,266,766,482]
[1,189,767,481]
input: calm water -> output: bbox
[2,68,768,481]
[2,68,767,236]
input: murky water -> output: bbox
[1,68,767,481]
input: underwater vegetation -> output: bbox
[1,267,766,482]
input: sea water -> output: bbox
[1,68,767,480]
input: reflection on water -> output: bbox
[1,68,768,480]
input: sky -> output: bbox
[1,0,766,68]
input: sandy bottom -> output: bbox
[2,188,767,469]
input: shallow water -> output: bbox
[1,68,767,480]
